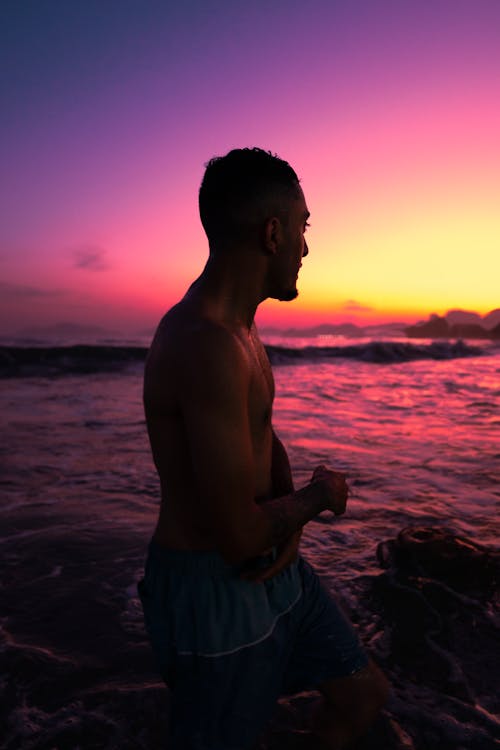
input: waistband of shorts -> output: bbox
[147,538,277,576]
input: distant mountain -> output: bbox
[444,308,500,330]
[137,327,156,339]
[406,311,500,340]
[490,322,500,338]
[406,314,450,338]
[17,321,118,342]
[261,323,365,338]
[262,312,500,341]
[20,321,108,334]
[482,309,500,330]
[445,310,483,326]
[364,322,408,337]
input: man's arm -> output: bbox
[179,326,347,565]
[241,430,303,581]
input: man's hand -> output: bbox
[312,465,349,515]
[240,530,302,583]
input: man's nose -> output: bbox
[303,240,309,257]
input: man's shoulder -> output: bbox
[147,302,250,377]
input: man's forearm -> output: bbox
[224,468,346,564]
[258,481,326,549]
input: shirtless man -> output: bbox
[139,148,388,749]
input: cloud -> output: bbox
[0,281,65,298]
[341,299,374,313]
[72,245,110,271]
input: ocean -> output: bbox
[1,335,499,749]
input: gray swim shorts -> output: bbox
[138,541,368,750]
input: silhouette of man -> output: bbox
[139,148,388,749]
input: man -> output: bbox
[139,148,388,749]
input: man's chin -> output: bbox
[275,287,299,302]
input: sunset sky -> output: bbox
[1,0,499,336]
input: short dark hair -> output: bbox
[199,147,300,244]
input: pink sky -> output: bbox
[1,0,499,336]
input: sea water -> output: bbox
[0,337,498,749]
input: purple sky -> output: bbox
[1,0,499,335]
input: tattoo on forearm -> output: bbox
[264,485,322,547]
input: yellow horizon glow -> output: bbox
[294,170,500,321]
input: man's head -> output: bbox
[199,147,301,245]
[199,147,309,301]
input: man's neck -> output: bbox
[189,254,265,331]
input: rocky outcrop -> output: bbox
[260,526,500,749]
[406,314,500,339]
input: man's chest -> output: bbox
[247,332,274,431]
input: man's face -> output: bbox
[269,188,310,302]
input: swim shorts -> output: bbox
[138,540,368,750]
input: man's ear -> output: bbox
[263,216,282,255]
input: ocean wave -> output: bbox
[266,339,487,365]
[0,339,489,377]
[0,345,148,378]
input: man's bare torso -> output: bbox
[143,297,275,550]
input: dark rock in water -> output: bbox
[259,527,500,750]
[377,526,499,593]
[366,525,500,747]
